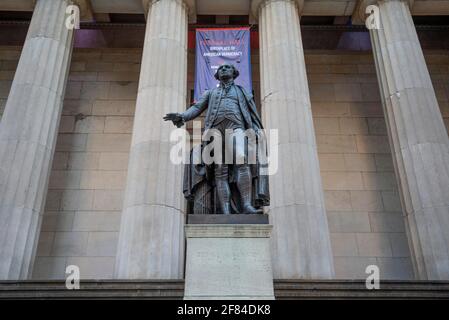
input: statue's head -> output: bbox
[214,63,239,81]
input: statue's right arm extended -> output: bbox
[181,90,210,122]
[163,90,210,127]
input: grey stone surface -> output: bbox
[0,0,74,280]
[255,0,334,279]
[184,224,274,300]
[114,0,190,279]
[368,0,449,279]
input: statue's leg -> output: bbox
[214,164,231,215]
[233,129,262,214]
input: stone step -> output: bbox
[0,280,448,299]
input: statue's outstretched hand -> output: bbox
[163,112,185,128]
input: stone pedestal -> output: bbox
[184,224,274,300]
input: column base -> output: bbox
[184,223,274,300]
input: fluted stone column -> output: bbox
[252,0,334,278]
[359,0,449,280]
[0,0,74,279]
[114,0,189,279]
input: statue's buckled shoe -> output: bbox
[242,204,262,215]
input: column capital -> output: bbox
[32,0,94,21]
[142,0,196,22]
[353,0,414,25]
[250,0,304,21]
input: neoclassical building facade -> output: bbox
[0,0,449,291]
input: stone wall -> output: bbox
[33,48,141,279]
[0,46,448,280]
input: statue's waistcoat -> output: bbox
[204,85,253,130]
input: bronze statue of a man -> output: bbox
[164,64,269,214]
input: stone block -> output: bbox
[62,99,93,116]
[339,118,368,134]
[312,102,350,116]
[85,61,114,72]
[355,135,391,154]
[80,82,109,100]
[113,62,141,72]
[358,64,376,74]
[317,135,357,153]
[184,224,274,300]
[44,190,63,211]
[376,257,414,280]
[333,257,377,279]
[324,191,352,211]
[350,191,384,212]
[306,65,331,74]
[99,152,129,170]
[104,116,133,133]
[66,257,114,279]
[344,154,377,172]
[93,190,123,211]
[80,170,126,190]
[0,70,15,80]
[41,212,75,232]
[374,154,395,171]
[97,72,139,82]
[92,100,135,116]
[72,212,121,232]
[69,61,85,72]
[349,102,383,117]
[330,233,358,257]
[327,211,371,233]
[61,190,94,211]
[64,82,82,99]
[335,83,362,102]
[0,80,12,98]
[309,84,335,102]
[313,117,340,134]
[68,72,97,82]
[51,152,69,170]
[389,233,411,258]
[59,116,75,133]
[86,134,131,152]
[108,82,138,100]
[32,257,67,280]
[86,232,118,257]
[368,118,387,135]
[322,172,364,190]
[68,152,100,170]
[381,191,403,212]
[318,154,346,172]
[74,116,105,133]
[48,170,81,190]
[51,232,89,257]
[55,134,87,152]
[362,172,397,191]
[356,233,393,257]
[361,83,381,102]
[369,213,405,232]
[36,232,55,256]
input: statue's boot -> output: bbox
[215,164,232,215]
[235,165,262,214]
